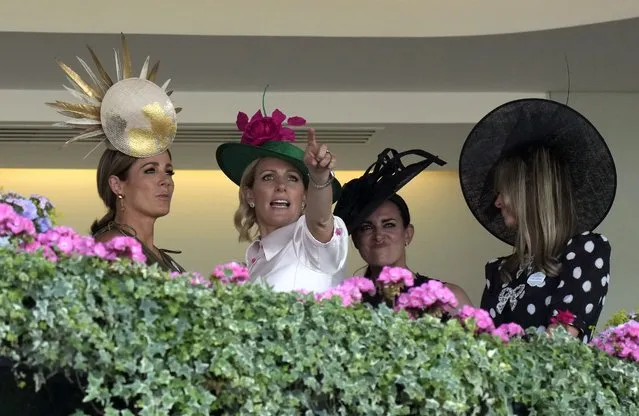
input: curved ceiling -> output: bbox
[1,18,638,92]
[1,0,639,38]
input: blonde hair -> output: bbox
[234,159,261,242]
[495,146,576,282]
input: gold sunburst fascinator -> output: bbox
[47,33,182,158]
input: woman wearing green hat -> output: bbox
[216,102,348,292]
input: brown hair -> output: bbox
[495,146,576,282]
[90,149,172,235]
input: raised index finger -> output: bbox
[306,128,317,148]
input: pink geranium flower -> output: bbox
[339,276,376,296]
[315,276,376,307]
[212,261,251,285]
[189,272,212,288]
[491,323,525,342]
[395,279,458,317]
[591,320,639,363]
[104,236,146,264]
[169,271,213,288]
[377,266,415,288]
[0,203,36,237]
[30,226,146,263]
[458,305,496,333]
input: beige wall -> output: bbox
[547,92,639,325]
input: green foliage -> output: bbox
[1,247,638,415]
[605,308,639,328]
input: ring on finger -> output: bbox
[317,151,332,162]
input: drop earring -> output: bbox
[249,202,255,208]
[118,194,125,212]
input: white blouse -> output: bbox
[245,215,349,292]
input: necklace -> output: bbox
[111,221,138,237]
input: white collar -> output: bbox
[246,220,297,262]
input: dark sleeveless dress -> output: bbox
[93,222,186,273]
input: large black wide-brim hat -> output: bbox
[459,98,617,246]
[334,148,447,234]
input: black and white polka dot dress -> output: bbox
[480,232,611,343]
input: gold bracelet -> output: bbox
[308,170,335,189]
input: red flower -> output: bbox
[286,116,306,126]
[551,309,576,326]
[236,109,306,146]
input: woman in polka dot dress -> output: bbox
[458,98,617,342]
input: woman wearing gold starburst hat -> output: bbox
[48,34,185,272]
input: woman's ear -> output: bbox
[243,186,255,206]
[404,224,415,247]
[108,175,123,196]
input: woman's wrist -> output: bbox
[308,170,334,189]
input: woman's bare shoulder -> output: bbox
[445,282,474,307]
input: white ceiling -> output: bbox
[1,18,638,93]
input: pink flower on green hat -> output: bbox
[236,109,306,147]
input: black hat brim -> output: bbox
[459,98,617,246]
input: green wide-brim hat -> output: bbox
[216,140,342,202]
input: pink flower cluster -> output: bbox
[1,201,146,265]
[0,203,36,237]
[211,262,250,285]
[458,305,496,333]
[491,322,525,342]
[169,262,250,289]
[457,305,524,343]
[395,279,458,316]
[315,277,376,306]
[22,226,146,264]
[590,320,639,362]
[171,271,212,288]
[377,266,415,287]
[237,109,306,146]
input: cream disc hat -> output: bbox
[47,34,182,158]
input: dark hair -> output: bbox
[89,149,173,235]
[359,193,412,278]
[353,193,412,239]
[387,193,411,227]
[90,149,137,235]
